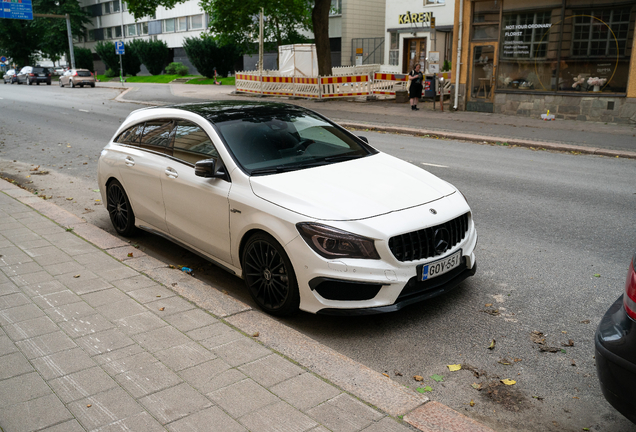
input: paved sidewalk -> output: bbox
[0,181,494,432]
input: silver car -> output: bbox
[59,69,95,88]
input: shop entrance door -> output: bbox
[403,38,427,74]
[467,43,497,112]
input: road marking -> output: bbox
[421,162,448,168]
[78,109,89,113]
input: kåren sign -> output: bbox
[398,11,433,25]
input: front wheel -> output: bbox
[59,80,64,87]
[70,80,75,88]
[27,78,31,85]
[106,179,137,236]
[242,233,300,316]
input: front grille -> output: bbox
[389,212,470,262]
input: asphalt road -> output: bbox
[1,83,636,432]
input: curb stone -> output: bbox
[0,174,496,432]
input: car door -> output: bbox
[114,120,172,233]
[160,119,233,264]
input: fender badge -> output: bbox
[429,209,437,215]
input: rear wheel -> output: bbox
[91,83,95,88]
[242,233,300,316]
[106,179,137,236]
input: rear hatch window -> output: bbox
[33,67,49,74]
[77,71,92,77]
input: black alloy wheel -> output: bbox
[243,233,300,316]
[106,179,137,236]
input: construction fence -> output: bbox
[235,69,451,100]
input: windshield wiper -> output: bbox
[323,153,366,162]
[249,161,328,175]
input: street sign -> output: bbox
[0,56,6,63]
[1,0,34,20]
[115,41,125,55]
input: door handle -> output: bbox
[125,156,135,167]
[165,167,178,179]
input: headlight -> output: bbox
[296,223,380,260]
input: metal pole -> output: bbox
[65,14,76,69]
[119,54,123,86]
[259,7,264,95]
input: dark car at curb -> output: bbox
[595,250,636,424]
[17,66,52,85]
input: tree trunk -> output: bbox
[312,0,331,76]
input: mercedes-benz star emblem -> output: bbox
[429,208,437,215]
[433,228,450,255]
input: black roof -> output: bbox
[160,101,312,125]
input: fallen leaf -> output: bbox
[431,374,444,382]
[498,358,511,365]
[95,199,101,202]
[561,348,567,354]
[159,307,165,311]
[413,375,424,382]
[573,396,579,399]
[530,331,545,345]
[73,274,80,278]
[539,346,560,353]
[66,197,73,200]
[532,395,544,401]
[252,332,260,338]
[482,309,501,316]
[471,383,482,390]
[127,253,133,257]
[488,339,496,350]
[447,364,462,372]
[156,295,161,297]
[514,358,522,362]
[561,339,574,347]
[169,265,176,269]
[394,371,403,376]
[501,379,516,385]
[580,320,591,324]
[571,359,576,366]
[593,274,601,277]
[86,404,92,408]
[470,400,475,407]
[416,386,433,393]
[221,290,228,294]
[485,303,493,307]
[382,373,390,378]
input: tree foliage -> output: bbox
[125,0,332,76]
[131,39,169,75]
[121,41,142,76]
[0,0,89,67]
[94,41,118,72]
[73,46,94,71]
[183,36,239,78]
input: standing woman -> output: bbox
[408,63,424,111]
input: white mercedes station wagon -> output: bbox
[97,101,477,316]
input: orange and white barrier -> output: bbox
[235,73,262,94]
[294,77,320,98]
[261,76,295,96]
[372,73,408,96]
[320,75,370,99]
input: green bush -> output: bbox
[132,39,169,75]
[183,36,238,78]
[105,68,118,78]
[176,64,189,76]
[121,41,142,76]
[73,47,94,72]
[94,41,118,72]
[165,62,183,74]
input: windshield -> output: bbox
[215,110,373,175]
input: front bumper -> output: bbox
[595,294,636,424]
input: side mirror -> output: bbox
[358,136,369,143]
[195,158,224,178]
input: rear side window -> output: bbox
[140,121,173,148]
[115,124,144,144]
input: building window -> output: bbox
[178,17,187,31]
[330,0,342,15]
[164,18,175,32]
[189,14,203,29]
[501,11,551,59]
[114,26,122,38]
[103,2,111,14]
[106,27,112,39]
[126,23,137,36]
[425,0,445,4]
[389,32,399,66]
[113,1,120,13]
[139,22,148,35]
[571,8,631,57]
[122,2,127,11]
[472,0,500,40]
[87,29,96,42]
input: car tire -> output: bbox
[106,179,137,237]
[70,80,75,88]
[242,232,300,316]
[27,78,31,85]
[91,83,95,88]
[36,81,39,85]
[80,84,84,88]
[59,80,64,87]
[47,81,51,85]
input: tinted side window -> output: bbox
[172,121,219,163]
[115,124,144,144]
[140,121,173,150]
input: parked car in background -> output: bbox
[97,101,478,316]
[3,69,18,84]
[59,69,95,88]
[595,250,636,424]
[53,67,66,76]
[17,66,52,85]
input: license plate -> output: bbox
[38,74,45,77]
[420,250,462,281]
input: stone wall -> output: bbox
[493,93,636,124]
